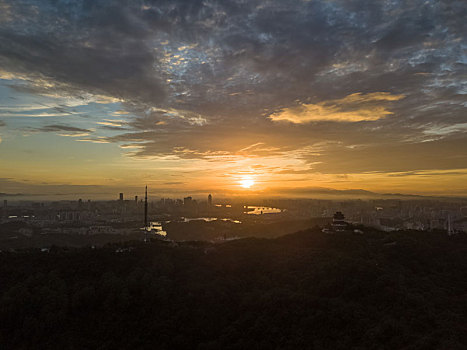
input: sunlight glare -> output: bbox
[239,177,255,189]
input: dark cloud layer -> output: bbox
[34,124,92,134]
[0,0,466,174]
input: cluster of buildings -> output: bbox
[258,198,467,234]
[0,192,220,238]
[1,194,466,239]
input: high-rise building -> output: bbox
[135,195,138,203]
[119,193,124,201]
[3,200,7,208]
[208,194,212,206]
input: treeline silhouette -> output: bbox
[0,228,466,349]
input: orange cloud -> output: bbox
[269,92,405,123]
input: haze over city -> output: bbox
[0,0,465,199]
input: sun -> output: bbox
[239,176,255,189]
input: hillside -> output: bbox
[0,228,466,349]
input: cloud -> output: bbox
[0,112,73,118]
[112,110,129,115]
[0,1,166,106]
[0,0,465,190]
[76,137,110,144]
[24,124,93,137]
[387,170,467,177]
[304,137,467,174]
[423,123,467,136]
[269,92,405,123]
[97,121,125,127]
[0,0,460,121]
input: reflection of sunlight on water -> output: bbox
[144,222,167,236]
[245,206,282,215]
[181,217,241,224]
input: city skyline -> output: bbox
[0,0,466,198]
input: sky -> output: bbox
[0,0,466,199]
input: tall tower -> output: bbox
[208,194,212,207]
[144,186,148,242]
[119,193,124,201]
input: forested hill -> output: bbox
[1,228,466,349]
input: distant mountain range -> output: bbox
[1,188,466,200]
[0,193,29,197]
[273,187,467,200]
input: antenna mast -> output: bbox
[144,185,148,242]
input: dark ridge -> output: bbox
[0,227,466,349]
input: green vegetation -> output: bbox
[0,228,466,349]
